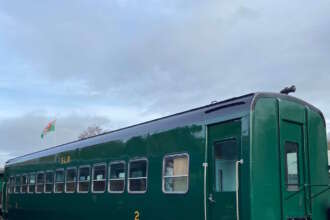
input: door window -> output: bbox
[285,141,299,191]
[214,139,238,192]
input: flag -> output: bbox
[41,120,56,139]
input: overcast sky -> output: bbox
[0,0,329,166]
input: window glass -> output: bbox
[66,168,77,193]
[45,171,54,193]
[78,166,90,193]
[285,142,299,191]
[55,170,65,193]
[163,154,189,193]
[92,164,106,192]
[36,172,45,193]
[15,176,21,193]
[128,159,147,193]
[214,139,238,192]
[109,162,125,193]
[28,174,36,193]
[21,175,28,193]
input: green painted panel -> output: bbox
[251,98,281,220]
[279,99,305,123]
[307,109,329,220]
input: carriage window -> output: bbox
[285,142,299,191]
[9,176,15,193]
[128,159,148,193]
[163,154,189,193]
[36,172,45,193]
[45,171,54,193]
[55,170,65,193]
[92,164,106,192]
[66,168,77,193]
[78,166,90,193]
[214,139,238,192]
[28,174,36,193]
[21,175,28,193]
[109,162,125,193]
[15,176,21,193]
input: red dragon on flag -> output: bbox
[41,120,56,139]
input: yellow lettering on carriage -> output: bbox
[59,155,71,164]
[134,210,140,220]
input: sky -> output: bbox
[0,0,330,166]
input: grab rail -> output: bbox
[236,159,243,220]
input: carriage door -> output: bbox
[208,120,241,220]
[279,105,308,219]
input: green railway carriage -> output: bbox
[0,168,4,215]
[1,92,329,220]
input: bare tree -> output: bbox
[78,126,104,140]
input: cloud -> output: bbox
[0,113,109,165]
[1,0,328,108]
[0,0,330,164]
[0,151,11,167]
[0,104,162,166]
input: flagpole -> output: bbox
[54,119,57,146]
[54,129,57,146]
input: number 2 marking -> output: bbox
[134,211,140,220]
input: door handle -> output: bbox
[208,194,216,203]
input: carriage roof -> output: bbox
[6,92,323,166]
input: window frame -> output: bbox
[54,168,65,194]
[108,161,126,194]
[36,171,45,194]
[21,174,28,194]
[128,158,148,194]
[7,180,10,194]
[65,167,77,194]
[162,153,190,194]
[91,163,107,193]
[14,175,21,194]
[78,165,91,194]
[45,170,54,194]
[28,173,36,194]
[9,176,15,194]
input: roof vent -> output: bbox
[280,85,296,95]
